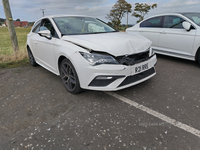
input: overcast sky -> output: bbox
[0,0,200,24]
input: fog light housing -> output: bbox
[96,76,114,80]
[89,75,125,87]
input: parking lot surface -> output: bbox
[0,55,200,149]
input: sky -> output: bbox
[0,0,200,24]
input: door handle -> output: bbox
[34,42,38,44]
[160,31,166,34]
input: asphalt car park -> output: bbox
[0,54,200,149]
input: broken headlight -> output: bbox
[80,52,118,66]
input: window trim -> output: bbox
[32,20,41,33]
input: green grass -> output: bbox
[0,27,31,68]
[0,27,31,54]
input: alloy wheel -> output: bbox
[60,61,76,92]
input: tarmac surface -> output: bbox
[0,54,200,149]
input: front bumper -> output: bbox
[73,53,157,91]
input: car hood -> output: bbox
[62,32,152,56]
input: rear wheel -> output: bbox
[59,58,82,94]
[27,47,37,66]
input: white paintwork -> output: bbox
[126,13,200,61]
[38,30,52,39]
[27,15,157,91]
[62,32,152,56]
[182,21,192,31]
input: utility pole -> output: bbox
[41,9,45,17]
[2,0,19,52]
[126,11,128,29]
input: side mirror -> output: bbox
[182,21,191,31]
[38,30,52,39]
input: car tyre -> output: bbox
[59,58,82,94]
[27,47,37,66]
[197,50,200,66]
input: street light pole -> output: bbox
[2,0,19,53]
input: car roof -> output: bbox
[140,12,200,22]
[145,12,200,18]
[34,15,96,24]
[41,15,95,19]
[179,12,200,14]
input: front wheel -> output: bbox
[59,58,82,94]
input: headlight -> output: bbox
[80,52,118,66]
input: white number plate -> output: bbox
[134,63,149,74]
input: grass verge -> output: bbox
[0,58,29,68]
[0,49,30,68]
[0,27,31,68]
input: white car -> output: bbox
[126,12,200,65]
[26,15,157,94]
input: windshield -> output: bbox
[53,16,117,35]
[182,13,200,26]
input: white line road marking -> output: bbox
[105,92,200,138]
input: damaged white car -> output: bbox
[26,15,157,94]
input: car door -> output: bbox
[138,16,164,49]
[158,15,196,58]
[28,20,41,57]
[34,19,59,73]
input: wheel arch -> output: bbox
[58,56,82,94]
[27,45,30,51]
[58,55,67,73]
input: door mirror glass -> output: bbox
[182,21,191,31]
[38,30,52,39]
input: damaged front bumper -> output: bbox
[73,53,157,91]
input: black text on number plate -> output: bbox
[135,63,149,73]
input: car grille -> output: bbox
[116,50,150,66]
[118,67,155,87]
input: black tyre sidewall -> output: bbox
[198,51,200,66]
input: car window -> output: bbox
[163,16,184,29]
[192,17,200,25]
[182,13,200,26]
[40,26,49,31]
[40,19,58,38]
[32,20,41,33]
[53,17,117,35]
[140,16,163,28]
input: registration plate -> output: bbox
[135,63,149,73]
